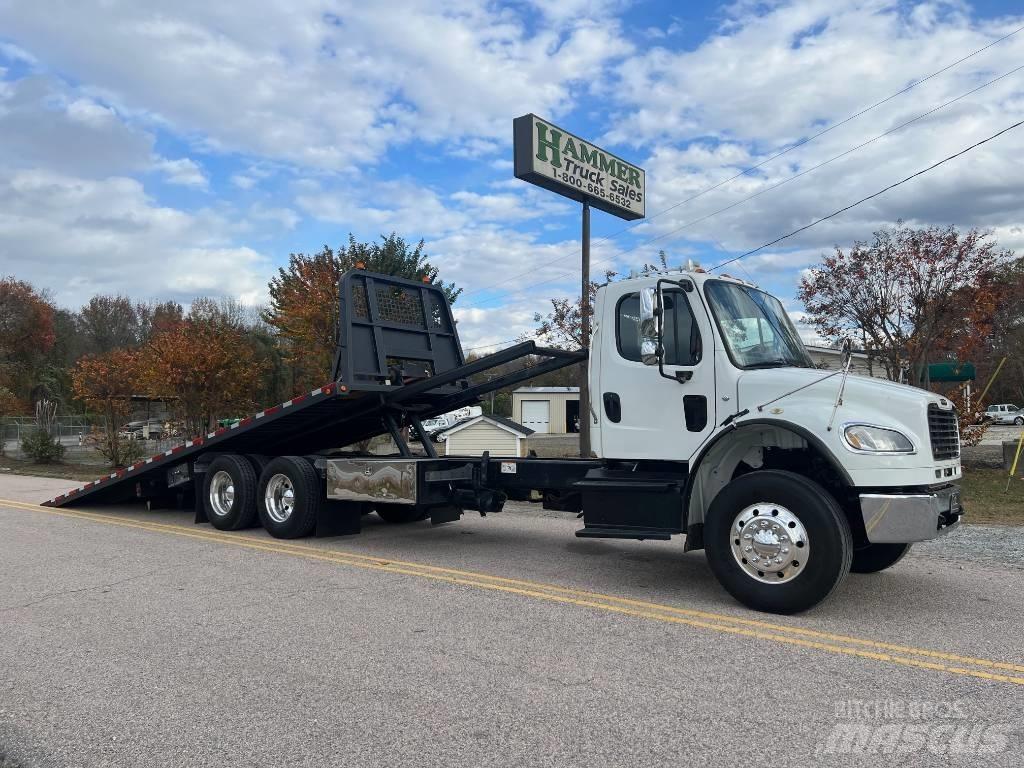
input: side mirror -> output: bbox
[639,287,659,366]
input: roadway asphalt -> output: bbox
[0,473,1022,767]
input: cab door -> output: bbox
[596,279,716,461]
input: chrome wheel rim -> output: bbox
[264,474,295,523]
[730,502,809,585]
[209,471,235,517]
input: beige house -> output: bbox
[805,345,887,379]
[439,415,534,457]
[511,387,580,434]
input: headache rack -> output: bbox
[44,270,586,508]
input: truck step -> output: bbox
[575,526,675,541]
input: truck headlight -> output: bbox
[843,424,914,453]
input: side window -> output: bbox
[616,291,702,365]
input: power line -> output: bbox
[462,338,521,352]
[463,64,1024,309]
[708,118,1024,271]
[589,64,1024,264]
[459,120,1023,352]
[457,25,1023,307]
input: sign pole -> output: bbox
[580,199,591,458]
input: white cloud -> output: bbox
[296,179,468,239]
[154,156,209,188]
[0,169,272,306]
[0,74,153,177]
[248,203,300,231]
[0,1,632,171]
[231,174,257,190]
[603,1,1024,269]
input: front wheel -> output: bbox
[704,470,852,614]
[851,543,911,573]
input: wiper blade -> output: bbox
[745,359,794,369]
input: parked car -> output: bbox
[984,404,1024,425]
[117,419,168,439]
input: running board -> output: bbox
[575,526,675,541]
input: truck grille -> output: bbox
[928,404,959,460]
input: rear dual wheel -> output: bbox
[257,456,322,539]
[203,455,259,531]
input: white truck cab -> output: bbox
[587,269,962,613]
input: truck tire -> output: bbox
[704,470,853,614]
[851,543,911,573]
[375,503,427,524]
[257,456,321,539]
[203,454,259,531]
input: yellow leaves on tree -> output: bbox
[263,235,461,391]
[141,312,266,438]
[263,248,342,389]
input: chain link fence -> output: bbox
[0,416,184,465]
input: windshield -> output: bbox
[704,280,814,369]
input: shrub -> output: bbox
[20,428,65,463]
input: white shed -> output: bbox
[438,415,534,457]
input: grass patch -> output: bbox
[0,455,105,482]
[961,467,1024,525]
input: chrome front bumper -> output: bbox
[859,485,962,544]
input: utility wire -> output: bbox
[708,118,1024,271]
[588,64,1024,266]
[459,119,1023,351]
[462,66,1023,309]
[457,25,1023,307]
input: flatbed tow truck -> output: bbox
[44,268,963,613]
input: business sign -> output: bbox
[513,114,645,221]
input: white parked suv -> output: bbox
[984,404,1024,425]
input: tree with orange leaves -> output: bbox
[72,348,144,467]
[263,233,460,390]
[141,300,267,438]
[799,224,1011,385]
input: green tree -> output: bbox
[263,233,460,389]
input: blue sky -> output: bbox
[1,0,1022,349]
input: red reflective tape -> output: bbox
[216,427,227,435]
[240,417,253,427]
[292,394,308,405]
[264,405,281,415]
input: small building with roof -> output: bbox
[437,414,534,457]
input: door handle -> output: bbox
[602,392,622,423]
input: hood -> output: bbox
[737,368,945,414]
[735,367,949,453]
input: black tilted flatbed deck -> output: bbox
[43,269,587,510]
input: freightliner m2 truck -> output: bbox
[45,269,963,614]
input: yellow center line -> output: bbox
[4,497,1023,686]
